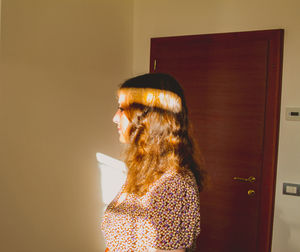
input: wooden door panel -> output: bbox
[150,30,283,252]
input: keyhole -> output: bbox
[248,189,255,196]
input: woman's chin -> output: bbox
[119,135,126,143]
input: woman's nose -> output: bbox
[113,111,120,124]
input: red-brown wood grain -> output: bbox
[150,29,283,252]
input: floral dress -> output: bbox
[101,169,200,251]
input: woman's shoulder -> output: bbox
[159,168,197,187]
[148,169,199,200]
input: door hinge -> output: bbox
[153,59,157,71]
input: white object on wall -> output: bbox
[96,152,127,206]
[286,107,300,121]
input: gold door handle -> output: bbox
[233,176,256,183]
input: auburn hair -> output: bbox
[119,73,205,196]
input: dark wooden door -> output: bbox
[150,30,283,252]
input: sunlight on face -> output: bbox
[112,95,130,143]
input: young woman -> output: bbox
[101,73,205,251]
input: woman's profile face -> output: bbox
[112,97,130,143]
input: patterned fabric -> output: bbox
[101,169,200,251]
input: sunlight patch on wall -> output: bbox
[96,152,127,206]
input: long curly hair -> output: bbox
[119,73,205,196]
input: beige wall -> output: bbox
[133,1,300,252]
[0,1,133,251]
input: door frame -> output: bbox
[150,29,284,252]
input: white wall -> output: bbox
[0,1,133,251]
[132,1,300,252]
